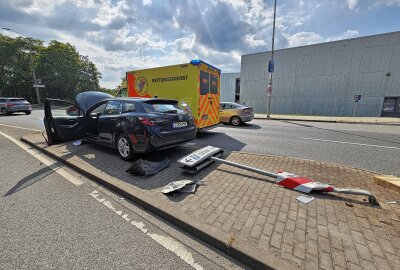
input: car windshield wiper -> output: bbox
[162,110,177,114]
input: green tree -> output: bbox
[36,41,102,101]
[0,34,42,102]
[0,36,101,103]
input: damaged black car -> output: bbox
[44,92,197,160]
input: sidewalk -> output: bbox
[22,133,400,270]
[255,114,400,124]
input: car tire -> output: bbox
[1,108,9,115]
[116,133,134,161]
[230,116,241,126]
[25,111,31,115]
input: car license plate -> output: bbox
[172,121,187,128]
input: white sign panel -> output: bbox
[33,84,45,88]
[178,146,222,167]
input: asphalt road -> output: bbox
[0,125,245,270]
[193,119,400,176]
[1,110,400,176]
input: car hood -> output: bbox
[75,91,113,112]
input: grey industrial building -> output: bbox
[221,31,400,117]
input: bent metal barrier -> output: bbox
[178,146,378,205]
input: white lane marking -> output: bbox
[299,137,400,150]
[0,122,42,132]
[89,190,203,270]
[0,131,83,186]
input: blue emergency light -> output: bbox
[190,59,221,74]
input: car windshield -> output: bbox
[143,103,184,114]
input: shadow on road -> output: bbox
[219,123,262,130]
[4,166,54,197]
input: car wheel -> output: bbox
[25,111,31,115]
[117,134,134,161]
[230,116,241,126]
[1,108,9,115]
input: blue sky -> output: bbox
[1,0,399,88]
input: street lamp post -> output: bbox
[2,27,41,105]
[266,0,277,118]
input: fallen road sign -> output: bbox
[178,146,378,205]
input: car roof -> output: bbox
[107,97,178,103]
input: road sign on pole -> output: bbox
[354,95,361,102]
[33,84,45,88]
[353,95,361,117]
[268,60,275,73]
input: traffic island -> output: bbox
[22,133,400,270]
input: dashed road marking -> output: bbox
[299,137,400,150]
[89,190,204,270]
[0,131,83,186]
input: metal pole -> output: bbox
[352,101,357,117]
[266,0,277,118]
[210,156,279,178]
[32,64,41,105]
[2,27,41,105]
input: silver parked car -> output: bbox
[219,102,254,126]
[0,97,32,115]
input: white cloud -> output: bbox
[347,0,358,10]
[142,0,151,6]
[326,30,359,41]
[1,0,398,88]
[286,32,323,47]
[245,34,268,47]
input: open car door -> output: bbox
[44,99,85,145]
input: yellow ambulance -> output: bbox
[117,60,221,129]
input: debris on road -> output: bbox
[161,180,197,194]
[126,157,169,176]
[72,140,82,146]
[386,201,398,204]
[179,146,379,205]
[296,195,315,204]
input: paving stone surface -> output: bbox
[24,134,400,270]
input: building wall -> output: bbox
[240,31,400,116]
[220,73,240,102]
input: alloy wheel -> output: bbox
[231,116,241,126]
[118,137,130,158]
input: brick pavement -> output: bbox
[23,133,400,270]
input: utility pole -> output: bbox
[2,27,41,105]
[266,0,277,118]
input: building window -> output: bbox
[382,97,400,117]
[235,78,240,102]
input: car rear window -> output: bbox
[143,103,184,114]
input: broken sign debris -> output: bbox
[296,195,315,204]
[161,180,198,194]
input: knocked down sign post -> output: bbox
[178,146,378,205]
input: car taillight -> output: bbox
[6,103,15,107]
[139,117,156,126]
[243,108,251,114]
[139,117,170,126]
